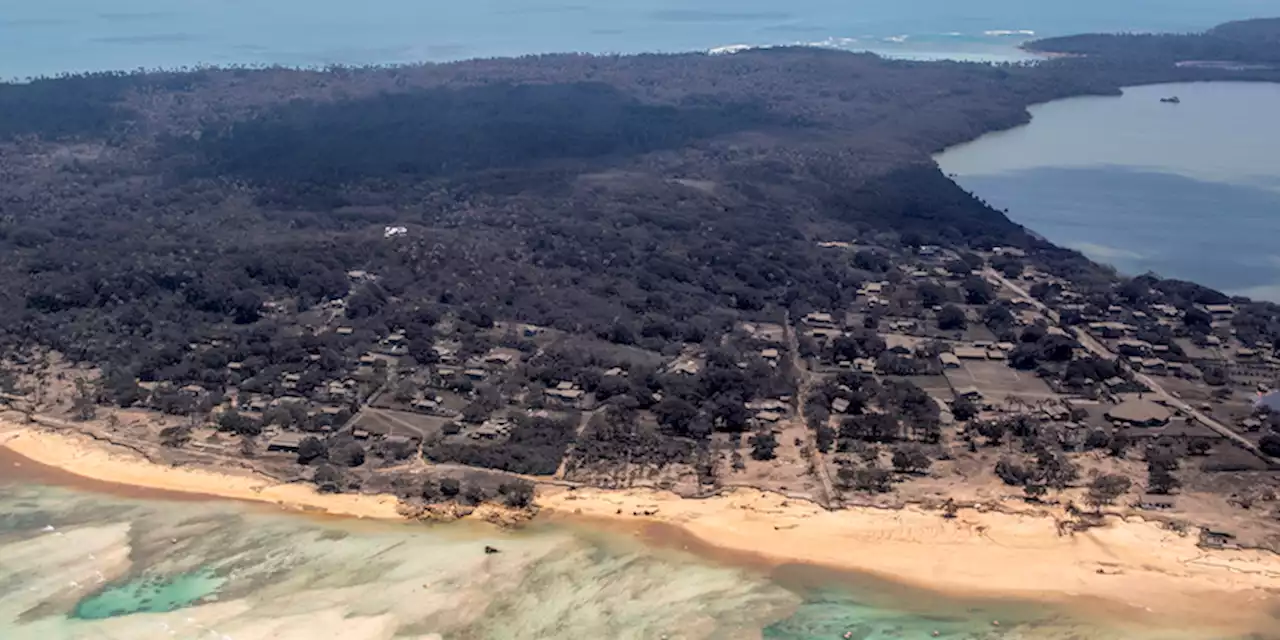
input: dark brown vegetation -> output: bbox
[1,18,1279,502]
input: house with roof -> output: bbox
[952,346,989,360]
[267,432,308,453]
[1105,398,1172,428]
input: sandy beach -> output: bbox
[4,421,1280,633]
[0,423,404,521]
[539,486,1280,631]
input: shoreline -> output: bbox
[3,422,1279,633]
[0,422,404,521]
[537,486,1280,633]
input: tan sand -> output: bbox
[538,485,1280,632]
[5,421,1280,632]
[0,424,404,521]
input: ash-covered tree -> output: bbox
[438,477,461,498]
[1085,473,1132,510]
[962,275,994,305]
[1260,434,1280,458]
[498,480,535,508]
[950,396,978,421]
[891,445,931,474]
[937,304,967,331]
[297,436,328,464]
[329,440,366,467]
[71,377,99,421]
[217,409,262,437]
[749,428,779,461]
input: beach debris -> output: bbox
[41,525,55,532]
[483,545,501,555]
[992,620,1000,627]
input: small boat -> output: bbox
[1159,96,1181,104]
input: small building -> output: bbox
[1116,339,1153,356]
[180,384,207,397]
[1200,529,1238,549]
[1138,494,1176,510]
[804,312,837,327]
[464,368,488,380]
[1204,304,1235,318]
[939,352,961,369]
[546,386,585,402]
[755,410,783,424]
[952,346,988,360]
[1141,358,1167,372]
[760,348,780,360]
[1089,322,1135,339]
[336,326,355,336]
[1106,398,1172,428]
[470,418,513,440]
[484,348,519,366]
[831,397,851,414]
[267,433,308,453]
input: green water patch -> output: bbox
[72,569,224,620]
[763,590,996,639]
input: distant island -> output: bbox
[1,16,1280,621]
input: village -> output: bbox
[3,241,1280,548]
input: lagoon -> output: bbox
[0,473,1244,639]
[936,82,1280,301]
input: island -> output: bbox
[1,16,1280,629]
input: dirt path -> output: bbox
[786,312,838,507]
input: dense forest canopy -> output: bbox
[0,18,1276,384]
[1027,17,1280,64]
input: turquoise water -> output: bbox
[73,568,224,620]
[1,0,1274,78]
[0,480,1260,639]
[936,82,1280,301]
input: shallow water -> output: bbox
[936,82,1280,300]
[0,477,1263,640]
[1,0,1271,78]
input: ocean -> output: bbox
[935,82,1280,301]
[0,0,1275,79]
[0,477,1252,640]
